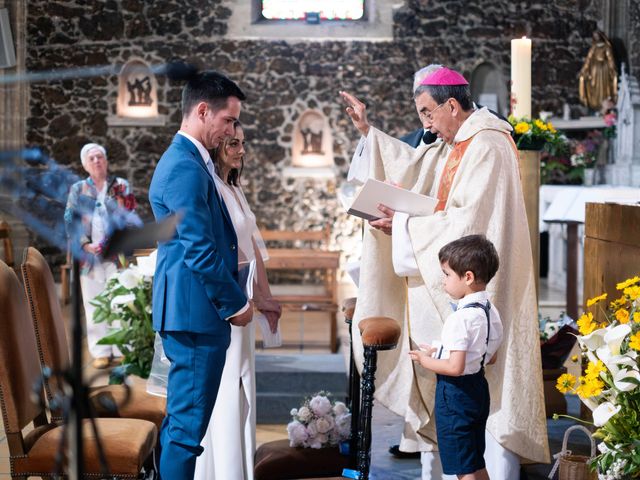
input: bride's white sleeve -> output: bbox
[347,136,370,185]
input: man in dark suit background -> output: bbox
[149,71,253,480]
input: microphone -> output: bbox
[161,61,199,82]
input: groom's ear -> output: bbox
[193,101,208,121]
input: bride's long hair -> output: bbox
[212,120,244,186]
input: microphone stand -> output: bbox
[69,257,85,479]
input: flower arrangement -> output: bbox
[91,252,157,380]
[287,391,351,449]
[555,275,640,479]
[570,130,604,170]
[508,115,565,151]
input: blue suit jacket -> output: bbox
[149,134,247,335]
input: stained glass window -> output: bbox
[261,0,365,21]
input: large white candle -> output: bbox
[511,36,532,119]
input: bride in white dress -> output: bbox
[193,121,281,480]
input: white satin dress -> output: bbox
[193,176,265,480]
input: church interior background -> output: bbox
[1,0,640,478]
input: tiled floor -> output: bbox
[1,278,581,479]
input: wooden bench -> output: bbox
[260,227,340,353]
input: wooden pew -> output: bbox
[260,226,340,352]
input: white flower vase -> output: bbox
[584,167,595,186]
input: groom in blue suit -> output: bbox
[149,71,253,480]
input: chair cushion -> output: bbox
[13,418,156,477]
[254,439,354,480]
[359,317,401,347]
[90,385,166,430]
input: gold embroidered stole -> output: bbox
[434,137,474,212]
[435,132,518,211]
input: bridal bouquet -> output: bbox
[91,252,157,380]
[287,391,351,449]
[555,275,640,479]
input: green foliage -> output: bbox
[91,266,155,380]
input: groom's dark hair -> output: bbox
[181,70,246,117]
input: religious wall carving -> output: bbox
[292,110,333,169]
[117,59,158,118]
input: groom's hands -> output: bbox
[230,301,254,326]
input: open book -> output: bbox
[342,178,437,220]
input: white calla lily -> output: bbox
[592,401,621,427]
[604,324,632,356]
[613,368,640,392]
[118,268,142,289]
[136,250,157,278]
[579,327,607,351]
[111,293,136,311]
[600,352,636,378]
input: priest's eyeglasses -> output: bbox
[419,102,446,121]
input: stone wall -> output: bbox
[23,0,625,266]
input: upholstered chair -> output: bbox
[0,259,157,479]
[20,247,165,429]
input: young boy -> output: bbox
[409,234,503,480]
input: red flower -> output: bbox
[122,193,137,211]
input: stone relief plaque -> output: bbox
[292,110,333,168]
[117,59,158,119]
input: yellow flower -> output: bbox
[610,295,627,310]
[623,285,640,301]
[576,376,604,398]
[571,355,579,363]
[556,373,576,394]
[514,122,530,134]
[615,308,630,324]
[534,119,548,130]
[577,312,596,335]
[630,332,640,351]
[634,312,640,323]
[585,360,605,380]
[587,293,607,307]
[616,276,640,290]
[547,122,557,133]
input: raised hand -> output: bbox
[339,90,370,136]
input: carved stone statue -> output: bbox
[579,30,618,110]
[300,127,324,155]
[127,76,153,106]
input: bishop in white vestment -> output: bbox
[340,67,550,479]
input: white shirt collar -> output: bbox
[456,290,490,309]
[177,130,211,164]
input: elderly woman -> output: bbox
[64,143,135,369]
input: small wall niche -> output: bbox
[108,58,166,127]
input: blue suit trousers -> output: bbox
[158,330,230,480]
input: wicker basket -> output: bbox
[548,425,597,480]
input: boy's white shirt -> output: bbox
[439,290,503,374]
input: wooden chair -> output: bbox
[21,246,166,429]
[0,259,157,479]
[59,246,72,305]
[260,226,340,352]
[0,219,15,270]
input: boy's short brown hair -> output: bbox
[438,234,499,285]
